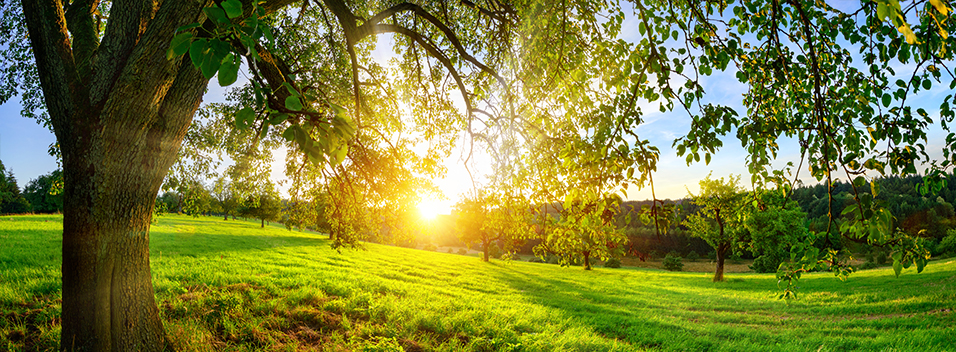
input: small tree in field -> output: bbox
[455,193,496,262]
[744,191,810,273]
[684,174,746,282]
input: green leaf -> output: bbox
[235,107,255,129]
[221,0,243,18]
[188,39,208,68]
[203,7,229,25]
[218,53,239,86]
[892,258,903,277]
[922,79,931,90]
[168,32,194,60]
[882,93,891,107]
[282,125,297,141]
[285,96,303,111]
[268,113,288,125]
[175,23,202,33]
[332,145,348,165]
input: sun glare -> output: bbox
[418,197,450,220]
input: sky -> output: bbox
[1,2,952,213]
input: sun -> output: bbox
[418,197,450,220]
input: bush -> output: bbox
[667,250,680,258]
[501,252,518,261]
[749,253,784,273]
[422,243,437,251]
[447,247,453,254]
[662,254,683,271]
[457,248,468,255]
[489,244,502,259]
[649,250,660,259]
[604,258,622,268]
[528,257,545,263]
[686,251,700,262]
[939,229,956,255]
[858,261,879,270]
[546,254,560,264]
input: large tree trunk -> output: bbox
[21,0,214,349]
[714,243,729,282]
[482,241,490,262]
[583,251,592,270]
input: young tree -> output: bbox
[239,184,282,228]
[744,191,810,273]
[684,174,746,282]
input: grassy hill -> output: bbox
[1,214,955,351]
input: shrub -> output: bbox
[749,253,784,273]
[501,252,518,261]
[528,257,545,263]
[422,243,437,251]
[604,258,622,268]
[858,261,879,270]
[939,229,956,255]
[649,250,660,259]
[662,254,683,271]
[686,251,700,262]
[489,244,502,259]
[446,247,453,253]
[546,255,560,264]
[457,248,468,255]
[667,250,680,258]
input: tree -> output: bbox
[0,160,31,214]
[239,184,282,228]
[4,0,954,348]
[454,193,495,262]
[23,169,64,213]
[684,174,746,282]
[744,191,810,273]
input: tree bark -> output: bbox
[482,241,489,262]
[261,218,264,228]
[714,243,729,282]
[583,251,592,270]
[21,0,213,349]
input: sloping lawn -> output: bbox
[1,214,954,351]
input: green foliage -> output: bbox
[603,258,622,268]
[0,161,30,214]
[422,243,437,252]
[662,254,683,272]
[456,248,468,255]
[939,229,956,255]
[22,169,62,214]
[745,191,810,273]
[686,251,700,262]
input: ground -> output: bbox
[1,214,954,351]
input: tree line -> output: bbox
[0,160,62,214]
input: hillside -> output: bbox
[1,214,954,351]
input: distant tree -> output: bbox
[156,191,179,214]
[240,186,282,228]
[744,191,810,273]
[684,174,746,282]
[23,169,63,213]
[455,193,495,262]
[0,161,30,214]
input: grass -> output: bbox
[1,214,955,351]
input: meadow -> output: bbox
[1,214,954,351]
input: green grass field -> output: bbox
[1,214,955,351]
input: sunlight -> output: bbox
[418,197,451,220]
